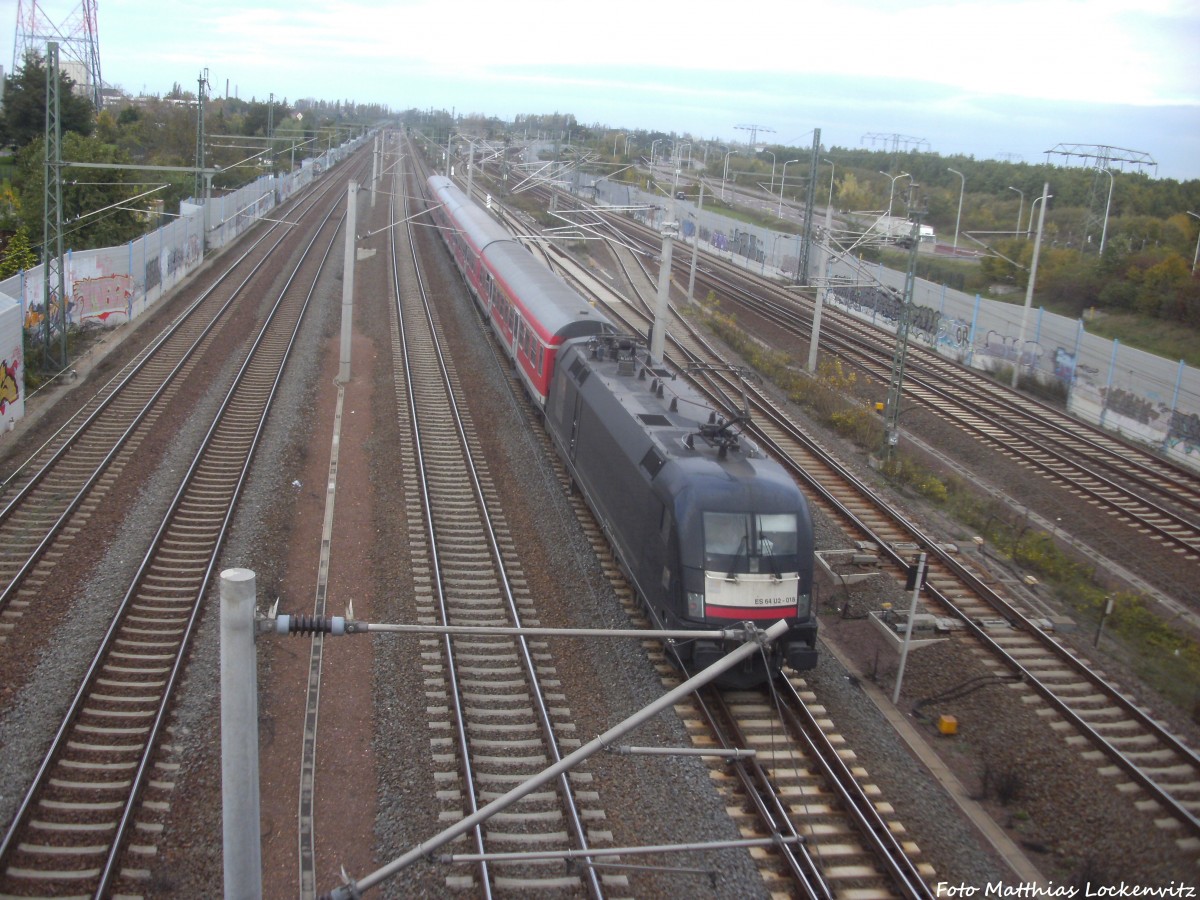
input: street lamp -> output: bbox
[613,132,625,157]
[673,140,691,168]
[650,139,662,177]
[722,149,736,202]
[763,232,790,275]
[1027,191,1050,237]
[822,158,835,211]
[879,171,910,221]
[1097,166,1114,255]
[948,167,965,252]
[1008,186,1024,240]
[778,159,800,218]
[1188,211,1200,274]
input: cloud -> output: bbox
[94,0,1199,109]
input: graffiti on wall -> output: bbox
[830,286,941,339]
[185,234,202,268]
[1053,346,1077,382]
[22,290,70,335]
[0,357,19,415]
[909,303,940,338]
[1102,387,1160,427]
[1168,410,1200,453]
[984,330,1019,361]
[166,246,185,279]
[145,256,162,293]
[73,274,133,325]
[935,315,971,353]
[730,229,758,262]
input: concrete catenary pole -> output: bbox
[650,196,678,365]
[371,135,379,208]
[806,199,834,374]
[220,568,263,899]
[339,181,357,383]
[1012,182,1050,389]
[686,183,705,306]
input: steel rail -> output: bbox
[607,211,1200,528]
[0,156,359,897]
[0,178,350,617]
[398,150,602,897]
[670,319,1200,841]
[535,207,1200,842]
[700,270,1200,545]
[771,679,934,899]
[485,179,933,896]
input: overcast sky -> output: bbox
[4,0,1198,180]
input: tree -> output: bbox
[16,132,144,252]
[0,52,95,152]
[835,172,873,212]
[1135,256,1190,318]
[0,225,37,277]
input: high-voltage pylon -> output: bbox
[734,124,775,148]
[12,0,102,109]
[1044,143,1157,255]
[861,132,929,153]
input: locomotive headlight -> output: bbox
[796,591,812,618]
[687,591,705,617]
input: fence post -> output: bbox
[1101,338,1120,428]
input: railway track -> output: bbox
[707,265,1200,558]
[445,167,940,896]
[606,210,1200,569]
[0,177,350,637]
[700,677,933,898]
[389,157,616,895]
[533,205,1200,849]
[0,154,364,897]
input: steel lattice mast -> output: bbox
[1044,143,1157,255]
[42,41,68,370]
[12,0,102,109]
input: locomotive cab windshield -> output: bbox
[703,511,798,577]
[692,510,808,622]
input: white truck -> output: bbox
[872,216,935,245]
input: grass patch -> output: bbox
[698,295,884,448]
[1074,311,1200,368]
[945,476,1200,712]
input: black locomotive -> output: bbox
[428,175,818,685]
